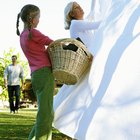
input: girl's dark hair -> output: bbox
[16,4,40,39]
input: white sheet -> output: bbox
[53,0,140,139]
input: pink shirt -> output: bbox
[20,29,53,73]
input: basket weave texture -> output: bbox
[48,38,92,85]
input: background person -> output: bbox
[4,55,24,114]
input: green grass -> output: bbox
[0,108,72,140]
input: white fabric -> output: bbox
[53,0,140,139]
[70,20,101,49]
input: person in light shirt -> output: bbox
[4,55,24,114]
[53,0,102,139]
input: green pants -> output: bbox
[28,67,54,140]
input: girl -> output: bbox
[16,4,54,140]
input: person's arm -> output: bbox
[32,29,53,46]
[19,66,24,88]
[4,67,8,88]
[71,20,101,31]
[4,79,7,88]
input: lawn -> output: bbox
[0,108,72,140]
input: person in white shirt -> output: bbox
[66,1,101,51]
[53,0,101,139]
[4,55,24,113]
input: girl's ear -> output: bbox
[32,18,35,24]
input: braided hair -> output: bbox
[16,4,40,39]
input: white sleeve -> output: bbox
[4,67,8,79]
[71,20,101,32]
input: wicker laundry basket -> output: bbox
[48,38,93,85]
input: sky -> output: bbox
[0,0,91,60]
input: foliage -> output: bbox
[0,58,5,87]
